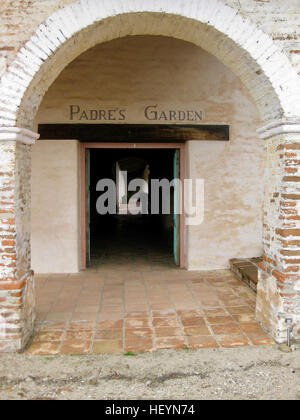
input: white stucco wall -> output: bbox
[185,140,263,270]
[31,140,80,273]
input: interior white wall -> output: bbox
[185,140,263,270]
[31,140,80,273]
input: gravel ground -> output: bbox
[0,344,299,400]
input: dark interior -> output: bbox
[89,148,176,269]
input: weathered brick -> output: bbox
[276,229,300,238]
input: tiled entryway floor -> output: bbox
[27,266,274,355]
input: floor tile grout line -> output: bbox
[206,281,253,347]
[122,273,127,353]
[224,278,257,311]
[57,274,89,353]
[89,271,107,354]
[162,273,189,348]
[36,276,68,336]
[183,275,222,348]
[194,275,256,346]
[202,277,255,347]
[209,275,263,343]
[34,275,70,352]
[142,272,157,352]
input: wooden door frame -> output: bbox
[80,142,186,269]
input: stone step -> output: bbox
[229,257,262,293]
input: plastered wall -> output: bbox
[186,140,262,270]
[31,140,80,273]
[36,36,260,129]
[31,36,263,271]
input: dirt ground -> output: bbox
[0,344,300,400]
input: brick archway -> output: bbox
[1,0,300,127]
[0,0,300,351]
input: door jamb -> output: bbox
[80,142,186,269]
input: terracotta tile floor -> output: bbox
[27,266,274,355]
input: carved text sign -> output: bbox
[69,105,203,123]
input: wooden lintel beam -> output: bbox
[38,124,229,142]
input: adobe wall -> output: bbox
[31,140,80,273]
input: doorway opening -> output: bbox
[81,143,185,270]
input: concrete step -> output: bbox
[229,257,262,293]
